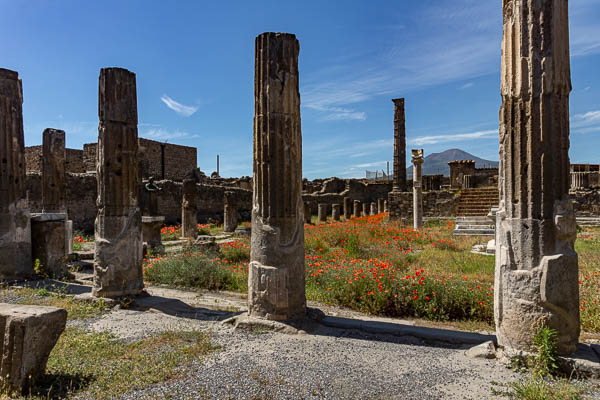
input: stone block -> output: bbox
[30,213,67,276]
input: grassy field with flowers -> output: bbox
[142,216,600,334]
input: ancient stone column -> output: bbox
[93,67,143,298]
[224,191,238,233]
[249,32,306,321]
[0,68,32,279]
[392,98,407,192]
[362,203,368,217]
[495,0,579,355]
[181,179,198,239]
[378,198,384,214]
[317,203,327,223]
[384,200,389,212]
[42,129,66,213]
[353,200,360,217]
[370,202,377,216]
[304,202,311,224]
[343,197,351,220]
[412,149,424,229]
[331,204,341,221]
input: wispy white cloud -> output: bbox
[460,82,474,90]
[409,129,498,146]
[355,161,387,169]
[142,128,200,141]
[305,104,367,121]
[571,110,600,134]
[160,95,199,117]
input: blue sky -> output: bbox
[3,0,599,179]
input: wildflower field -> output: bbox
[143,216,600,333]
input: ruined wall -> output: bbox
[26,173,251,233]
[26,146,86,174]
[571,189,600,216]
[65,149,85,173]
[388,190,460,222]
[25,146,42,174]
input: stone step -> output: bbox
[455,225,494,230]
[453,229,495,236]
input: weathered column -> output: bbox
[412,149,424,229]
[370,202,377,216]
[362,203,368,217]
[181,179,198,239]
[317,204,327,223]
[0,69,32,279]
[343,197,351,220]
[224,191,238,232]
[495,0,579,355]
[331,204,341,221]
[304,202,311,224]
[377,198,384,214]
[249,32,306,321]
[384,200,389,212]
[42,129,66,213]
[392,98,407,192]
[353,200,361,217]
[93,67,143,298]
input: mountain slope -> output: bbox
[407,149,498,178]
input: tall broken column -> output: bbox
[388,98,407,221]
[248,32,306,320]
[41,129,66,213]
[0,68,32,280]
[223,191,238,233]
[412,149,424,229]
[181,179,198,239]
[93,67,143,298]
[343,197,351,220]
[392,98,407,192]
[495,0,579,355]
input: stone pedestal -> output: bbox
[362,203,368,217]
[65,220,73,255]
[248,32,306,321]
[378,198,384,214]
[353,200,360,218]
[343,197,351,220]
[495,0,579,355]
[370,202,377,216]
[0,69,33,280]
[331,204,341,221]
[304,202,311,224]
[412,149,424,229]
[30,213,67,277]
[182,179,198,239]
[317,204,327,223]
[93,67,143,298]
[142,216,165,252]
[0,304,67,391]
[224,191,238,233]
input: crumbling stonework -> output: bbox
[0,68,32,280]
[495,0,579,354]
[224,191,238,232]
[93,68,144,298]
[42,129,66,213]
[412,150,424,229]
[0,304,67,391]
[248,32,306,320]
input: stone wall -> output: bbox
[26,173,251,233]
[388,190,460,222]
[571,189,600,216]
[25,146,42,174]
[26,146,86,174]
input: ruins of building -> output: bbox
[571,164,600,190]
[448,160,498,190]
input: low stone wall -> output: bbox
[26,173,252,233]
[571,189,600,216]
[388,190,460,222]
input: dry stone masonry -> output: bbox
[0,303,67,390]
[248,32,306,321]
[495,0,579,355]
[0,68,32,280]
[93,67,144,298]
[412,149,424,229]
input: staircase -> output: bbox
[454,188,499,236]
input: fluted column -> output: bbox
[412,149,424,229]
[392,98,406,192]
[249,32,306,320]
[495,0,579,354]
[0,69,32,279]
[93,67,143,298]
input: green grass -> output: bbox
[491,377,589,400]
[15,328,217,400]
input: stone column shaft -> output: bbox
[224,191,238,233]
[392,98,407,192]
[42,129,66,213]
[412,149,424,229]
[495,0,579,354]
[93,67,143,298]
[182,179,198,239]
[370,202,377,216]
[249,32,306,320]
[0,68,32,279]
[343,197,351,220]
[353,200,360,218]
[332,204,341,221]
[304,202,311,224]
[377,198,384,214]
[317,204,327,223]
[362,203,368,217]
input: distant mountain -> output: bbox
[407,149,499,178]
